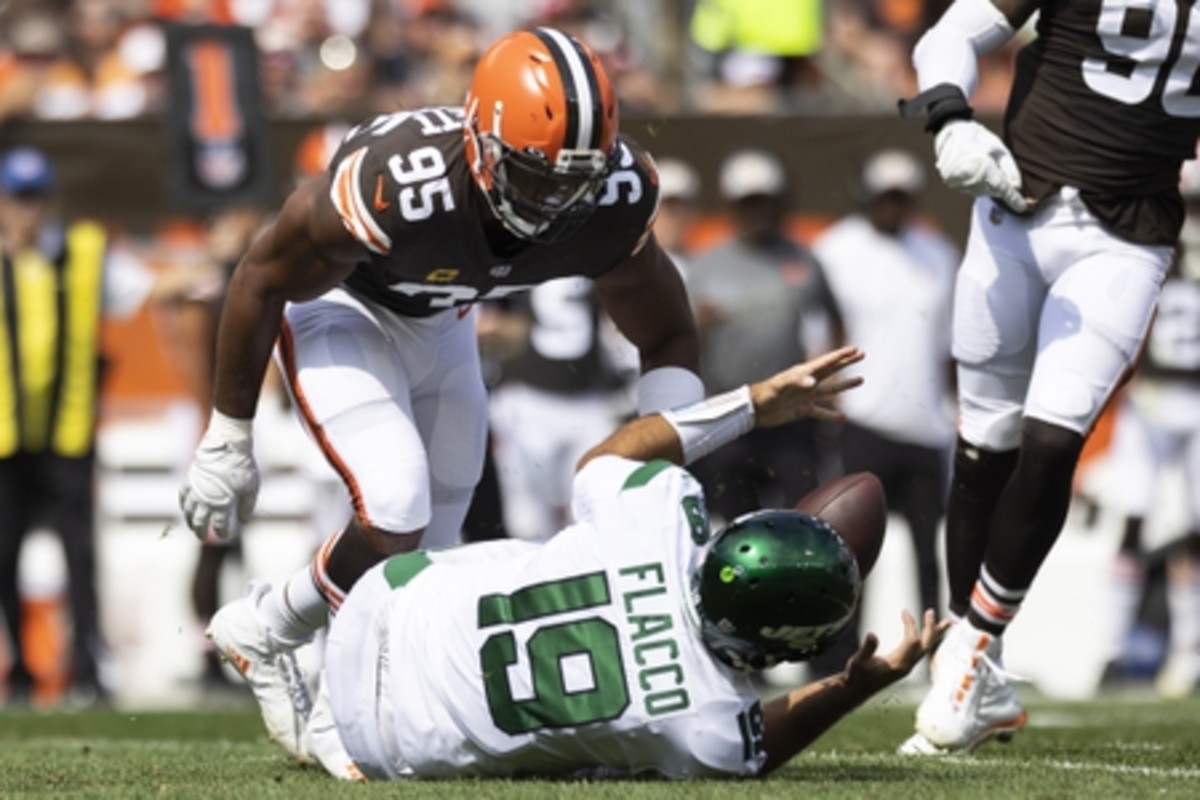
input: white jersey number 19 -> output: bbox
[479,572,631,734]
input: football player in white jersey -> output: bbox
[898,0,1200,754]
[176,28,705,757]
[302,346,945,781]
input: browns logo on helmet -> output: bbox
[463,27,619,243]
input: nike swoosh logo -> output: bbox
[373,174,390,212]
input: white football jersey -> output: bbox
[324,454,766,780]
[813,214,957,449]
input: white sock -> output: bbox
[258,568,329,645]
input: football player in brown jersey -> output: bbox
[897,0,1199,755]
[178,27,702,758]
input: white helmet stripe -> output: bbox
[537,27,596,151]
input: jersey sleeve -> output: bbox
[570,454,645,522]
[571,455,710,546]
[328,144,394,256]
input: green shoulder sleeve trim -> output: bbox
[383,551,432,589]
[622,459,674,490]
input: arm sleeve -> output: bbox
[912,0,1016,94]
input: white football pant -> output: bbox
[953,188,1172,451]
[276,288,488,547]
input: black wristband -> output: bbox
[898,83,975,133]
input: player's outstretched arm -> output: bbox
[180,177,363,541]
[577,346,864,469]
[212,177,362,418]
[758,609,949,776]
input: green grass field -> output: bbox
[1,695,1197,799]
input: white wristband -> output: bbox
[660,385,755,465]
[207,408,253,443]
[637,366,705,415]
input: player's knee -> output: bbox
[959,404,1023,451]
[1019,417,1086,473]
[356,470,432,534]
[1026,373,1100,436]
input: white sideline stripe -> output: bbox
[1041,758,1200,779]
[809,751,1200,780]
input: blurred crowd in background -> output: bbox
[0,0,1023,121]
[0,0,1195,712]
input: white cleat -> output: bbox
[207,582,315,761]
[900,620,1027,755]
[303,674,365,782]
[897,731,950,756]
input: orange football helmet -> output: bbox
[464,27,619,242]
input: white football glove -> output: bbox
[934,119,1029,213]
[179,411,260,541]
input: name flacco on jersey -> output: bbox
[326,107,660,317]
[616,561,692,717]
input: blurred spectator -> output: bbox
[0,8,68,123]
[2,1,972,118]
[826,3,918,109]
[652,157,702,278]
[395,1,484,108]
[684,147,842,522]
[826,0,1019,113]
[689,0,825,113]
[810,148,958,676]
[359,2,422,112]
[34,0,161,120]
[1099,168,1200,698]
[0,146,207,707]
[843,0,945,50]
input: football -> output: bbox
[795,472,886,579]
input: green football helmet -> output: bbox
[692,510,861,671]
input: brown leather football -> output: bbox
[795,472,887,578]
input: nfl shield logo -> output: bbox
[490,264,512,277]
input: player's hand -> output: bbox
[844,609,949,694]
[749,346,864,428]
[179,413,259,541]
[934,120,1030,212]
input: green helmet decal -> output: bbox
[691,510,861,671]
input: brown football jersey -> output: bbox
[500,279,630,395]
[1005,0,1200,245]
[326,107,660,317]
